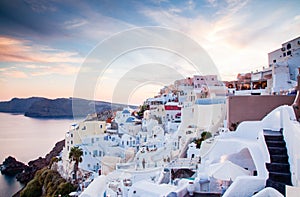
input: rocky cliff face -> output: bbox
[0,156,27,176]
[16,140,65,184]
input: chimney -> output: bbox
[292,68,300,120]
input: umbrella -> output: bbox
[208,160,250,181]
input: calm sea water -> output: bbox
[0,113,73,197]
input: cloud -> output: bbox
[64,18,88,29]
[30,64,79,76]
[24,0,57,13]
[0,67,28,78]
[139,0,300,80]
[0,36,83,63]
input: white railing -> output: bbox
[280,106,300,186]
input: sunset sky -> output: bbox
[0,0,299,104]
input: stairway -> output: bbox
[264,129,292,196]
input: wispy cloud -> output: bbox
[138,0,300,80]
[0,36,83,63]
[24,0,57,13]
[30,64,79,76]
[64,18,88,29]
[0,67,28,78]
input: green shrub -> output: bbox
[55,182,77,197]
[20,178,42,197]
[20,167,76,197]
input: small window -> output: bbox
[273,59,276,63]
[87,164,91,168]
[71,134,73,138]
[287,43,291,50]
[100,125,102,129]
[283,52,286,57]
[287,51,291,56]
[71,140,73,145]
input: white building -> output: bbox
[187,142,201,160]
[120,133,137,149]
[268,36,300,81]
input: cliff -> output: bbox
[0,97,136,118]
[0,156,27,176]
[0,97,43,114]
[16,140,65,184]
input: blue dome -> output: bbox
[126,117,135,123]
[122,109,130,114]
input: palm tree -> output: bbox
[69,146,83,182]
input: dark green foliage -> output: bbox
[137,104,149,117]
[20,168,76,197]
[55,182,77,196]
[193,131,212,148]
[20,178,42,197]
[69,146,83,182]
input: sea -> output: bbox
[0,112,73,197]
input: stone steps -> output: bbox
[266,163,290,173]
[263,129,292,196]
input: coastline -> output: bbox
[1,139,65,196]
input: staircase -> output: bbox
[264,129,292,196]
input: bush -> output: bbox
[55,182,77,196]
[20,178,42,197]
[20,167,77,197]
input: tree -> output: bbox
[68,147,83,182]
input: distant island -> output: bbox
[0,97,136,118]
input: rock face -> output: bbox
[0,156,27,176]
[16,140,65,184]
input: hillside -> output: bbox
[0,97,136,118]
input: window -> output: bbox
[100,125,103,129]
[71,140,73,145]
[87,164,91,168]
[287,43,291,50]
[273,59,276,63]
[93,150,98,157]
[127,141,129,145]
[283,52,286,57]
[287,51,291,56]
[71,134,73,138]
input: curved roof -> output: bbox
[126,116,135,123]
[122,109,130,114]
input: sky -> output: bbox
[0,0,299,104]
